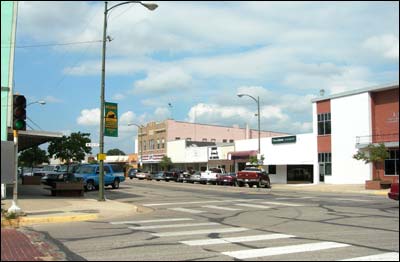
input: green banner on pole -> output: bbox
[104,102,118,137]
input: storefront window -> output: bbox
[385,149,399,176]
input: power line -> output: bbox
[1,39,103,49]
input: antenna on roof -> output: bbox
[319,89,325,97]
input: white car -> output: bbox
[200,168,225,184]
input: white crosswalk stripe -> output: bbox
[110,218,193,225]
[151,227,249,237]
[222,241,350,259]
[235,203,272,209]
[201,205,242,211]
[128,222,219,230]
[261,201,304,207]
[340,252,399,261]
[168,207,206,214]
[180,233,295,246]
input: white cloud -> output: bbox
[112,93,126,100]
[133,67,192,94]
[363,34,399,60]
[77,108,100,126]
[43,95,63,103]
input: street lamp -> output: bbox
[237,93,261,154]
[99,1,157,201]
[128,123,143,169]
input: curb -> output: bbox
[1,213,98,228]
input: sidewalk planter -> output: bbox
[44,181,84,197]
[22,176,41,185]
[365,180,392,190]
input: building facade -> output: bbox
[136,119,287,170]
[312,83,399,184]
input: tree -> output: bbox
[18,146,49,172]
[160,156,172,171]
[106,148,126,155]
[353,143,389,180]
[249,154,265,165]
[48,132,92,171]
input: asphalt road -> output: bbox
[30,179,399,261]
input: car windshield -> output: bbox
[76,165,96,174]
[42,165,58,171]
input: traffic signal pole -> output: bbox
[8,130,22,214]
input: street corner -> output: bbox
[1,213,98,228]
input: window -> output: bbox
[222,139,227,143]
[385,149,399,176]
[186,138,192,141]
[175,137,180,140]
[268,165,276,174]
[157,139,160,149]
[149,139,154,150]
[318,152,332,176]
[318,113,331,135]
[161,139,165,149]
[104,166,111,174]
[143,140,146,151]
[229,139,234,143]
[202,138,207,142]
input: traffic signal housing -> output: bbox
[13,94,26,130]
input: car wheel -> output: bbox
[257,179,263,188]
[86,180,95,191]
[129,177,133,180]
[112,179,120,189]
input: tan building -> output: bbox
[136,119,287,170]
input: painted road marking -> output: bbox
[222,241,350,259]
[152,227,249,237]
[340,252,399,261]
[110,218,193,225]
[235,203,272,209]
[128,222,219,230]
[180,233,296,246]
[142,199,261,207]
[168,207,206,214]
[202,205,242,211]
[262,201,304,207]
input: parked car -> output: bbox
[41,172,82,187]
[189,171,201,184]
[136,171,151,180]
[200,167,226,184]
[74,164,125,191]
[151,171,166,181]
[388,182,399,201]
[236,166,271,188]
[128,168,139,179]
[33,165,62,177]
[216,172,237,186]
[177,170,191,183]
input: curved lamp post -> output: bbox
[128,123,144,170]
[237,93,261,154]
[99,1,157,201]
[27,100,46,107]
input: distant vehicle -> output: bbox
[388,182,399,201]
[236,166,271,188]
[216,172,237,186]
[189,171,201,184]
[200,167,226,184]
[41,172,82,187]
[152,171,166,181]
[177,170,191,183]
[136,171,151,180]
[74,164,125,191]
[33,165,62,177]
[128,168,139,179]
[20,167,43,177]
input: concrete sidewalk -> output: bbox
[1,184,147,228]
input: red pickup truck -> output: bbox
[236,167,271,188]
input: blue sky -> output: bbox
[13,1,399,154]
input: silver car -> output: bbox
[189,171,201,184]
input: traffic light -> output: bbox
[13,94,26,130]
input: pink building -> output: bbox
[138,119,287,169]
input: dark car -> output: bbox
[128,168,139,179]
[388,182,399,201]
[216,172,237,186]
[177,171,191,183]
[152,171,166,181]
[41,172,82,187]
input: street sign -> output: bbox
[97,153,107,160]
[104,102,118,137]
[272,135,297,144]
[86,143,100,147]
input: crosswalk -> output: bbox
[108,217,399,261]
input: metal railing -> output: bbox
[356,133,399,145]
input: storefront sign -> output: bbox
[272,135,296,144]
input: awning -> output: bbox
[7,128,63,152]
[228,150,258,160]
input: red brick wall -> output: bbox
[371,88,399,181]
[317,100,331,153]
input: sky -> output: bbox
[12,1,399,155]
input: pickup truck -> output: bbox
[200,167,225,184]
[236,167,271,188]
[74,164,125,191]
